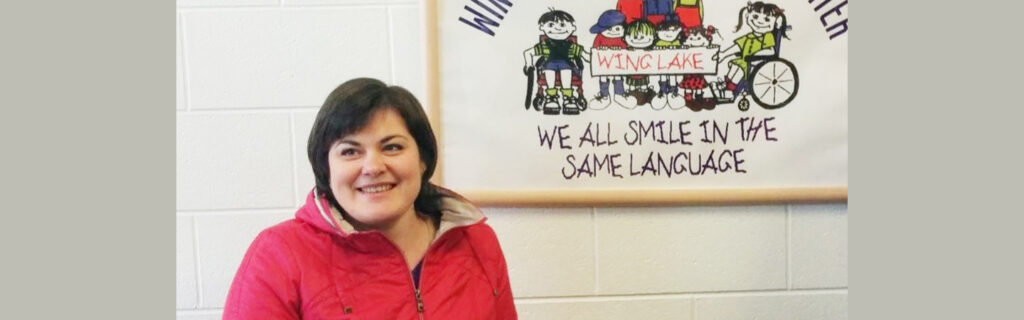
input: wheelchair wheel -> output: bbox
[738,98,750,111]
[749,59,799,109]
[532,95,547,111]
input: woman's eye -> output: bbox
[384,144,404,152]
[339,148,357,156]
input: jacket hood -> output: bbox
[296,187,486,239]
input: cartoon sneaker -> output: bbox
[667,92,687,110]
[589,94,613,110]
[543,95,561,115]
[562,96,580,115]
[713,79,734,100]
[650,92,668,110]
[616,93,639,109]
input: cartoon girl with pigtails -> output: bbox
[680,24,719,107]
[716,1,788,93]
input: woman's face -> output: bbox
[328,108,424,229]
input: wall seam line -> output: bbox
[178,208,298,216]
[174,2,401,11]
[787,204,793,290]
[290,112,300,207]
[691,296,697,320]
[592,206,599,295]
[513,288,849,303]
[386,6,396,84]
[177,3,407,11]
[179,12,192,112]
[179,107,320,114]
[192,215,203,308]
[175,308,224,315]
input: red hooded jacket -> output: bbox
[223,190,517,319]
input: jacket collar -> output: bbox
[297,188,486,240]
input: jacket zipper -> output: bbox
[383,223,482,320]
[415,287,425,313]
[409,223,469,319]
[410,256,426,320]
[408,237,437,320]
[412,239,431,320]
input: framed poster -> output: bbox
[425,0,848,205]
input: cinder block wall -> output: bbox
[176,1,847,319]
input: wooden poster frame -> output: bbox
[421,2,847,207]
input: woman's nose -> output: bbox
[361,151,386,176]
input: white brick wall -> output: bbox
[176,1,848,319]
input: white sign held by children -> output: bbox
[590,47,719,76]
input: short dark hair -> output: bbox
[657,19,682,31]
[538,8,575,24]
[307,78,442,223]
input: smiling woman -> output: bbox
[222,78,517,320]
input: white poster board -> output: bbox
[429,0,848,205]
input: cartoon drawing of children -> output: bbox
[680,25,719,111]
[644,0,677,26]
[620,19,656,108]
[523,9,588,115]
[652,18,683,104]
[674,0,704,29]
[715,1,788,98]
[588,10,628,110]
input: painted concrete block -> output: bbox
[178,0,279,8]
[695,293,847,320]
[177,14,186,110]
[176,310,223,320]
[596,206,787,294]
[791,204,848,289]
[195,211,294,308]
[516,297,693,320]
[176,113,295,210]
[283,0,416,5]
[183,8,390,109]
[484,207,596,297]
[177,216,198,309]
[388,5,426,102]
[292,111,318,206]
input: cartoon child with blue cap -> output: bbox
[589,10,628,108]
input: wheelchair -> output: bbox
[523,35,588,114]
[713,26,799,111]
